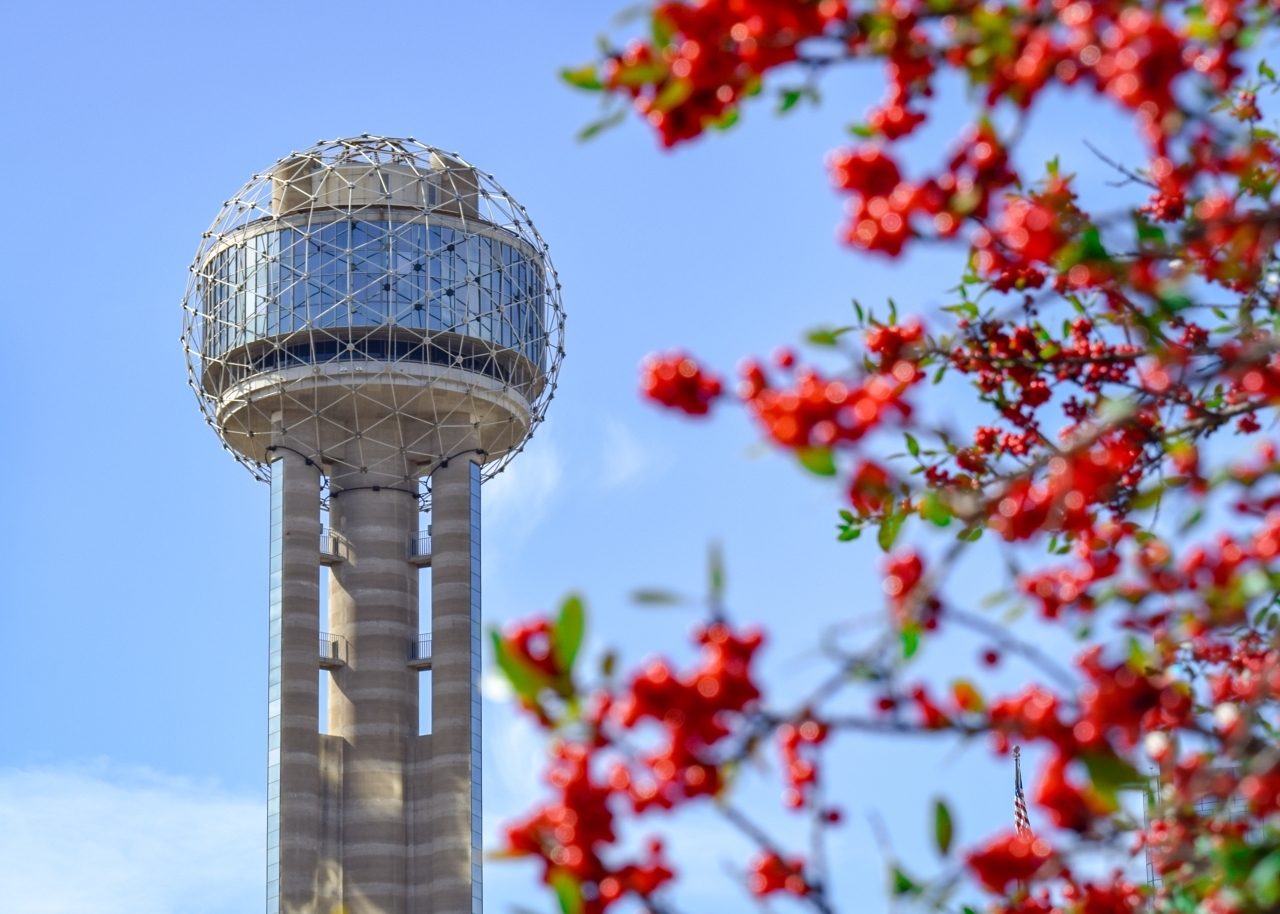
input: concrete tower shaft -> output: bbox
[327,472,419,913]
[424,431,484,914]
[183,137,565,914]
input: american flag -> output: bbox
[1014,746,1032,837]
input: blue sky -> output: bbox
[0,2,1157,912]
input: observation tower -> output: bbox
[182,136,565,914]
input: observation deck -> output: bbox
[182,136,566,487]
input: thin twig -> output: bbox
[1083,139,1158,189]
[717,803,837,914]
[946,607,1079,691]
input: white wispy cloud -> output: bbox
[483,426,564,539]
[484,704,547,810]
[0,762,262,914]
[598,419,654,489]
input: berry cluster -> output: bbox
[534,0,1280,911]
[965,833,1057,894]
[827,127,1015,255]
[640,351,723,415]
[504,742,675,914]
[736,323,923,449]
[496,619,769,910]
[746,850,811,896]
[600,0,849,146]
[615,623,763,809]
[777,716,828,807]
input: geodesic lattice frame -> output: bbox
[181,136,565,505]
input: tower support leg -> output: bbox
[428,449,483,914]
[269,449,322,914]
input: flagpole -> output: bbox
[1014,746,1031,899]
[1014,746,1030,837]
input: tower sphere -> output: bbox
[182,136,566,493]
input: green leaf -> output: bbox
[878,511,906,552]
[839,509,855,523]
[552,594,585,672]
[549,867,584,914]
[600,650,617,678]
[1157,292,1194,313]
[491,630,546,704]
[838,525,861,541]
[807,325,853,346]
[611,61,667,88]
[905,433,920,457]
[1127,637,1156,675]
[1260,59,1277,81]
[1054,225,1110,270]
[651,76,692,113]
[560,64,603,91]
[1249,851,1280,906]
[486,846,535,861]
[1134,214,1165,245]
[920,492,952,527]
[797,447,837,476]
[1081,752,1144,793]
[779,88,806,113]
[631,589,685,606]
[848,123,875,138]
[708,541,725,603]
[651,9,676,46]
[576,110,627,142]
[707,108,739,131]
[934,799,954,855]
[980,589,1010,608]
[902,625,921,659]
[1130,485,1164,510]
[891,866,922,896]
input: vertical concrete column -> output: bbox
[269,448,323,914]
[428,437,483,914]
[329,462,419,914]
[408,732,434,914]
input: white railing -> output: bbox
[319,632,348,665]
[409,531,432,561]
[320,527,350,562]
[410,633,432,663]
